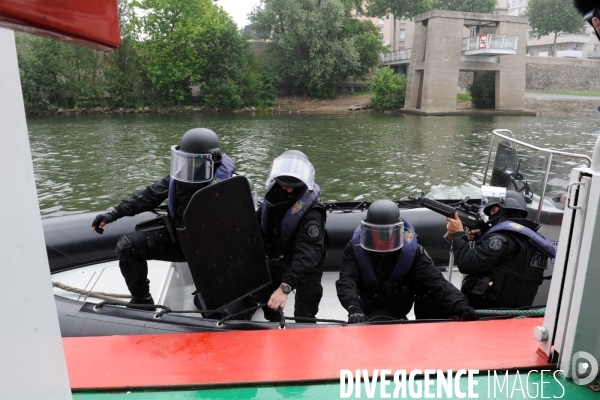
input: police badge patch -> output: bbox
[292,200,304,214]
[489,236,504,251]
[305,221,320,238]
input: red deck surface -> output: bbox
[64,318,552,390]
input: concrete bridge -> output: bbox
[381,10,527,113]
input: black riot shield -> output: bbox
[176,176,270,311]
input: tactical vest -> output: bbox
[467,220,555,308]
[351,220,418,287]
[261,183,322,242]
[167,153,235,217]
[479,221,556,258]
[260,183,325,260]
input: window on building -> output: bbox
[548,44,554,56]
[470,27,477,37]
[399,29,406,41]
[572,43,578,50]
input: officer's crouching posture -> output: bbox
[254,150,327,322]
[336,200,476,323]
[91,128,235,308]
[446,190,556,309]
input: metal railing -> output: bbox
[380,49,412,63]
[462,34,519,52]
[483,129,592,222]
[587,50,600,59]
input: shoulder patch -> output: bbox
[292,200,305,214]
[304,221,320,239]
[419,245,432,260]
[489,235,505,251]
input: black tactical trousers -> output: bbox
[254,262,324,323]
[115,227,186,298]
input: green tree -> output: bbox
[467,71,495,109]
[105,0,146,108]
[364,0,430,51]
[200,9,264,109]
[134,0,262,108]
[133,0,226,104]
[16,34,106,109]
[250,0,382,99]
[370,66,407,109]
[343,14,386,80]
[16,34,64,110]
[525,0,584,57]
[432,0,496,13]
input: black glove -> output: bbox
[458,305,479,321]
[348,308,367,324]
[92,210,119,234]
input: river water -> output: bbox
[27,112,600,217]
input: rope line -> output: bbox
[476,308,545,317]
[55,281,544,322]
[53,281,131,302]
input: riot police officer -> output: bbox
[255,150,327,322]
[91,128,235,308]
[336,200,476,323]
[446,190,556,309]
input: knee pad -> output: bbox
[116,235,135,259]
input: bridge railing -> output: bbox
[462,34,519,52]
[380,49,412,63]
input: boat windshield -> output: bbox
[483,130,592,222]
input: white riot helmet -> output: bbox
[266,150,315,190]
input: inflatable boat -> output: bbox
[48,129,591,337]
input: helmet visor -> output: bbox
[266,154,315,190]
[170,146,214,183]
[360,220,404,252]
[480,185,506,210]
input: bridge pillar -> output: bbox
[404,10,528,114]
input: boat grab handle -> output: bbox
[567,182,586,210]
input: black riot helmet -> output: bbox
[360,200,405,252]
[573,0,595,14]
[170,128,222,183]
[484,190,528,225]
[267,150,315,190]
[179,128,222,161]
[573,0,600,41]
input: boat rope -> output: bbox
[327,201,368,213]
[217,303,266,324]
[93,300,225,315]
[476,308,545,317]
[52,281,131,302]
[285,316,348,324]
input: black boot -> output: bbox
[127,295,155,311]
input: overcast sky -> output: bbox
[216,0,261,28]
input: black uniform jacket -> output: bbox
[452,230,523,276]
[113,175,170,217]
[256,188,326,290]
[113,175,207,220]
[336,241,469,314]
[452,218,547,308]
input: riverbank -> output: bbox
[26,93,600,116]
